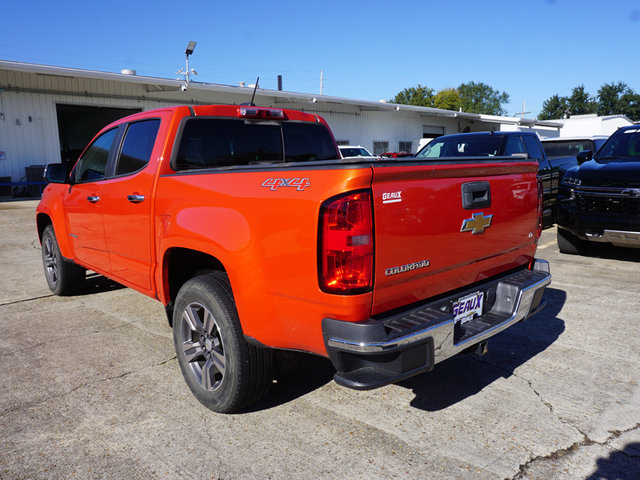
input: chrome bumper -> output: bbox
[585,229,640,248]
[322,260,551,390]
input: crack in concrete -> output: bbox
[0,355,177,417]
[476,356,584,435]
[508,422,640,479]
[0,293,55,307]
[470,357,640,479]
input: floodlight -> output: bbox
[185,41,197,56]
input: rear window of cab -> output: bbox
[173,118,339,169]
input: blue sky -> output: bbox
[1,0,639,118]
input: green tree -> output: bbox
[538,94,570,120]
[433,88,462,111]
[457,81,510,116]
[567,85,597,116]
[597,82,631,116]
[597,82,640,121]
[618,91,640,121]
[390,84,434,107]
[540,83,640,121]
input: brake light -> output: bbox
[237,107,285,119]
[319,190,374,294]
[536,176,543,240]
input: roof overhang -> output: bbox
[0,59,560,129]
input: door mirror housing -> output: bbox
[576,150,593,165]
[44,164,69,184]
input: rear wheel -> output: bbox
[172,272,272,413]
[41,225,85,295]
[557,227,585,255]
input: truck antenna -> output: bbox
[249,77,260,106]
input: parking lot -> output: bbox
[1,199,639,480]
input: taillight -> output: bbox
[319,190,374,294]
[536,176,543,240]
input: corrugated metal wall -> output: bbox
[0,70,184,182]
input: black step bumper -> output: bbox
[322,260,551,390]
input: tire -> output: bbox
[172,272,272,413]
[557,227,585,255]
[41,225,86,295]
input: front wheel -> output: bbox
[172,272,272,413]
[41,225,85,295]
[557,227,586,255]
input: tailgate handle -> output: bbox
[462,181,491,209]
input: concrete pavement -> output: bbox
[1,200,638,479]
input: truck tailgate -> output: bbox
[371,161,539,315]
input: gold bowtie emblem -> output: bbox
[461,212,493,235]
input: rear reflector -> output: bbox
[319,190,374,294]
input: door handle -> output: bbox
[87,195,100,203]
[127,194,145,204]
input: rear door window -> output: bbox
[115,119,161,176]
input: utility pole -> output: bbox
[320,70,324,95]
[516,101,531,118]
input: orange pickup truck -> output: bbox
[37,105,551,413]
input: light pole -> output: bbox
[177,41,198,89]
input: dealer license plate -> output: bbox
[452,291,484,324]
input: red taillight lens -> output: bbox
[536,176,543,240]
[319,190,373,294]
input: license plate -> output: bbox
[452,291,484,324]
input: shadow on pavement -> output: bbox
[583,243,640,263]
[585,441,640,480]
[402,287,567,412]
[81,273,127,294]
[243,288,567,413]
[242,351,335,413]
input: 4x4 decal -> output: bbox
[261,177,311,191]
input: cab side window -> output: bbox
[115,119,161,176]
[522,135,544,161]
[73,128,117,183]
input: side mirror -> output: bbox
[44,164,69,184]
[576,150,593,165]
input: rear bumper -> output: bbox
[322,259,551,390]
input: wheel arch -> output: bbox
[36,213,53,242]
[35,206,74,260]
[162,247,228,325]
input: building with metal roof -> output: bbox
[0,59,565,190]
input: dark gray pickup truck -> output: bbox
[416,131,571,226]
[556,126,640,253]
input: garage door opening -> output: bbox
[56,104,141,168]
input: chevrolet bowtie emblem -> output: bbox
[461,212,493,234]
